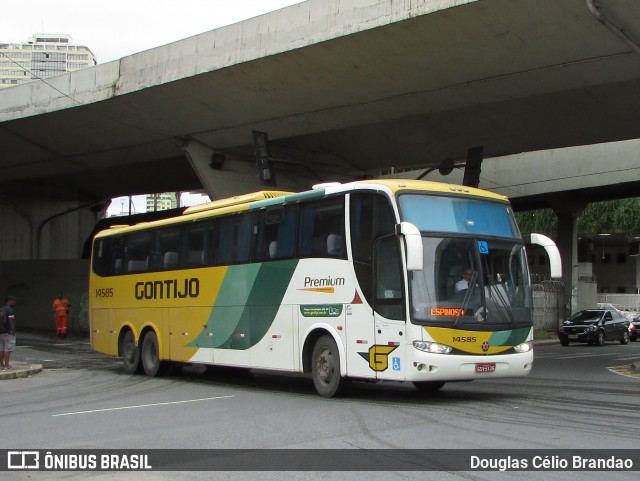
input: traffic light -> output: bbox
[462,146,483,188]
[252,130,276,187]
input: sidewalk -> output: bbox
[0,362,43,380]
[0,330,86,381]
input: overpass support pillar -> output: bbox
[549,195,588,316]
[181,140,262,199]
[180,139,315,199]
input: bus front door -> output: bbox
[373,237,406,381]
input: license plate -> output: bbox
[475,362,496,373]
[568,335,578,340]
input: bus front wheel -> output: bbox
[141,331,166,377]
[311,335,349,397]
[121,330,141,374]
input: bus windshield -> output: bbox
[399,194,520,238]
[408,237,532,328]
[399,194,531,329]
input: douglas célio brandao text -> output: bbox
[470,454,634,471]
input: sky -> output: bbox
[3,0,304,216]
[3,0,304,63]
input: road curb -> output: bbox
[0,361,43,380]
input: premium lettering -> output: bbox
[134,278,199,300]
[304,276,345,288]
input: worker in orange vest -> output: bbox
[52,293,71,337]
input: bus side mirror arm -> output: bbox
[526,233,562,278]
[397,222,423,271]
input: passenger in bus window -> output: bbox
[327,234,344,256]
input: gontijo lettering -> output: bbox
[135,278,200,300]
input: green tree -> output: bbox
[515,209,557,237]
[515,198,640,238]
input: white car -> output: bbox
[596,303,636,320]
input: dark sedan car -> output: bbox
[630,316,640,342]
[558,309,630,346]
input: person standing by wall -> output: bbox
[1,295,17,370]
[52,292,71,337]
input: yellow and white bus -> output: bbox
[90,179,554,397]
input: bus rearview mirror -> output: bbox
[398,222,423,271]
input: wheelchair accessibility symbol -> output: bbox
[478,240,489,255]
[392,357,401,371]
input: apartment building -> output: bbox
[146,193,180,212]
[0,33,96,88]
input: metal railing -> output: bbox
[532,280,565,332]
[597,293,640,315]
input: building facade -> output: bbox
[0,33,96,89]
[146,192,179,212]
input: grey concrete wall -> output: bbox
[0,198,101,261]
[577,280,598,312]
[0,260,89,334]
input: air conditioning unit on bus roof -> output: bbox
[312,182,342,190]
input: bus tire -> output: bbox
[121,330,142,374]
[141,331,167,377]
[413,381,446,392]
[311,335,349,397]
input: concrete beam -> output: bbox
[384,138,640,206]
[180,139,321,198]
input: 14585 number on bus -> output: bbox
[95,288,114,298]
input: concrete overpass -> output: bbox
[2,0,640,205]
[2,0,640,327]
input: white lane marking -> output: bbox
[548,354,605,360]
[614,355,640,361]
[607,366,640,379]
[52,395,234,417]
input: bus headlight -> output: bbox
[513,341,533,353]
[413,340,452,354]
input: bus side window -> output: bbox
[276,206,296,257]
[254,208,279,261]
[253,205,296,261]
[185,222,210,267]
[213,216,233,265]
[213,213,252,265]
[109,236,126,276]
[350,193,396,305]
[125,232,151,273]
[374,237,404,320]
[92,237,116,276]
[157,227,181,270]
[297,197,345,258]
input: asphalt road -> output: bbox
[2,332,640,481]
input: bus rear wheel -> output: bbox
[141,331,167,377]
[121,330,141,374]
[311,335,349,397]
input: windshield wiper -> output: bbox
[481,255,516,326]
[454,271,481,327]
